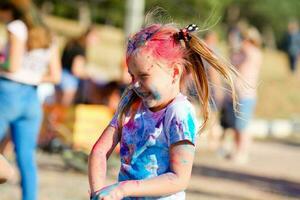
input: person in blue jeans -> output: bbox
[220,27,262,164]
[0,2,61,200]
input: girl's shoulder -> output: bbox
[7,20,28,42]
[169,93,193,106]
[165,93,196,117]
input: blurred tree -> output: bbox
[32,0,300,44]
[223,0,300,45]
[34,0,125,27]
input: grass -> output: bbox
[256,49,300,119]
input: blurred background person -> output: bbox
[280,20,300,73]
[55,26,98,106]
[220,27,262,164]
[0,1,61,200]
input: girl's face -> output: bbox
[128,53,181,112]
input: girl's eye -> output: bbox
[140,74,149,80]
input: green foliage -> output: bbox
[228,0,300,43]
[34,0,125,27]
[33,0,300,42]
[145,0,231,26]
[90,0,125,27]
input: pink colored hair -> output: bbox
[126,24,186,67]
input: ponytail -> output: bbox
[185,34,238,131]
[116,88,139,138]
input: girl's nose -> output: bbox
[129,80,141,90]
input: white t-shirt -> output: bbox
[0,20,52,85]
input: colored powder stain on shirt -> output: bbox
[127,118,137,131]
[187,113,196,135]
[109,93,197,199]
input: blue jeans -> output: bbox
[0,77,42,200]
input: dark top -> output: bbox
[61,41,85,72]
[280,31,300,56]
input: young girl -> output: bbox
[88,23,237,200]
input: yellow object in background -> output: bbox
[73,105,113,152]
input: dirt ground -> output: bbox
[1,138,300,200]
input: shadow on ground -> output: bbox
[187,188,256,200]
[192,164,300,199]
[261,137,300,148]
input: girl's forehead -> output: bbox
[128,50,175,76]
[128,57,172,78]
[128,53,156,73]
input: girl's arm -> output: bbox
[2,32,26,72]
[0,154,14,184]
[88,125,120,195]
[41,45,61,84]
[96,141,195,199]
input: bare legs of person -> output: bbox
[232,129,251,164]
[217,128,251,165]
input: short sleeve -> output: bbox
[109,89,133,129]
[7,20,28,42]
[164,100,198,146]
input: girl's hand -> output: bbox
[92,183,124,200]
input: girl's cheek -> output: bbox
[149,85,161,100]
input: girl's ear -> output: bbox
[172,63,183,83]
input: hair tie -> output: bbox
[177,24,199,42]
